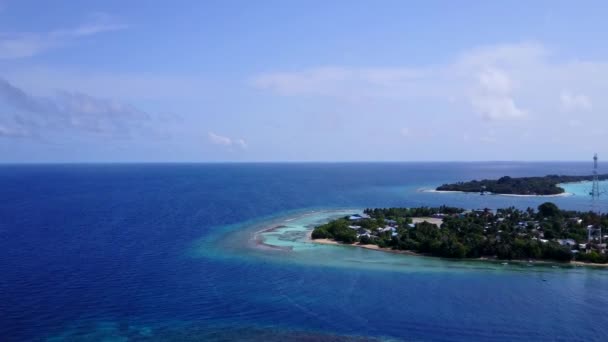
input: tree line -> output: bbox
[437,174,608,195]
[312,203,608,263]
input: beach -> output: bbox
[311,237,423,256]
[498,192,573,198]
[310,235,608,268]
[422,188,573,197]
[250,210,608,268]
[271,211,608,269]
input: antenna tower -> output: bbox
[589,153,603,244]
[591,153,600,200]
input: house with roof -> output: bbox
[349,213,370,221]
[380,226,396,233]
[557,239,577,247]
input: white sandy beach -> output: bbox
[311,237,608,268]
[422,189,464,194]
[498,192,573,198]
[253,210,608,269]
[311,238,422,256]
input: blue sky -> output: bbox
[1,0,607,162]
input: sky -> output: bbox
[0,0,607,162]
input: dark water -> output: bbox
[1,163,608,341]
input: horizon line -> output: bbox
[0,160,602,165]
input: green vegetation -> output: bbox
[436,174,608,195]
[311,203,608,264]
[311,218,357,243]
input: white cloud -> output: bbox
[471,95,526,121]
[477,68,512,94]
[208,132,232,146]
[235,138,248,149]
[0,12,126,59]
[252,66,439,100]
[253,42,606,124]
[208,132,247,150]
[0,77,153,138]
[560,91,592,112]
[470,68,527,121]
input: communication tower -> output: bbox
[589,153,603,244]
[591,153,600,200]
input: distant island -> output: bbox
[435,174,608,195]
[311,203,608,265]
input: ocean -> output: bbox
[1,162,608,341]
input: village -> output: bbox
[312,203,608,263]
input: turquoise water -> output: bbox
[1,163,608,341]
[561,180,608,197]
[226,209,595,273]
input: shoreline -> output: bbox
[251,209,608,269]
[311,237,424,256]
[252,208,358,251]
[421,189,573,198]
[311,237,608,268]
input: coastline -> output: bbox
[251,209,608,269]
[421,189,573,197]
[498,192,573,198]
[252,209,358,251]
[310,236,608,268]
[311,236,423,257]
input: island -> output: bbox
[435,174,608,195]
[311,203,608,264]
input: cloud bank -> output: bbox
[0,77,152,138]
[252,42,604,124]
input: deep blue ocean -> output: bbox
[2,163,608,341]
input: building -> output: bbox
[349,213,370,221]
[557,239,576,247]
[380,226,396,233]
